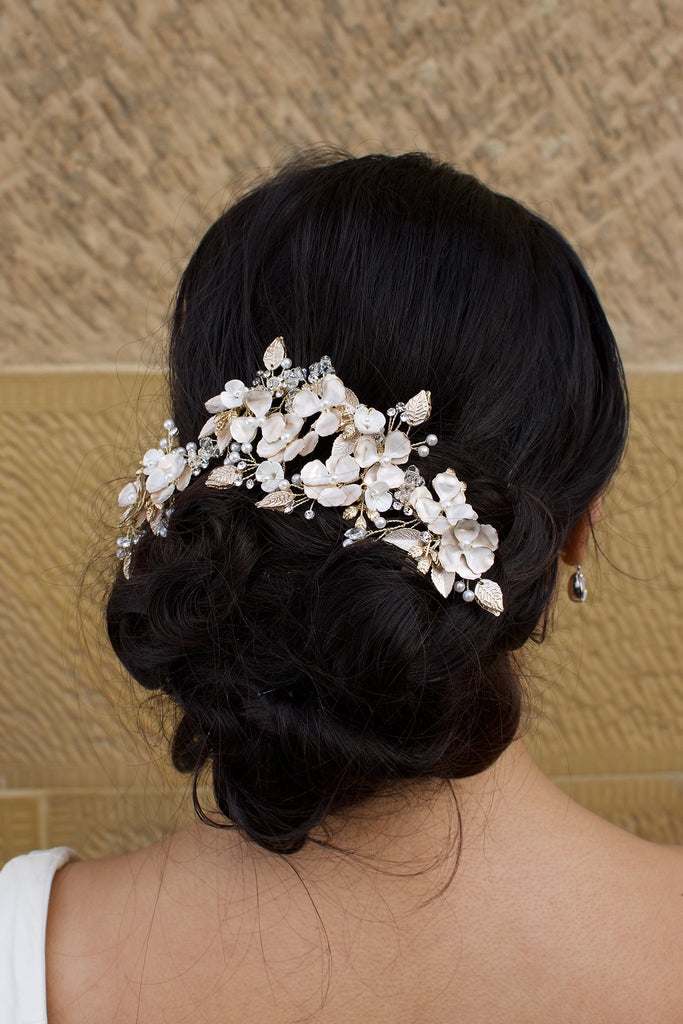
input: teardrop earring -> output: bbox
[568,564,587,603]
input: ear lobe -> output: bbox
[560,498,602,567]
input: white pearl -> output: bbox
[241,442,252,453]
[425,434,438,446]
[463,589,475,602]
[320,399,330,409]
[229,452,240,464]
[374,516,386,529]
[379,455,391,464]
[163,419,176,431]
[417,445,429,457]
[278,480,290,490]
[455,580,466,593]
[282,357,292,369]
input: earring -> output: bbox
[568,564,587,603]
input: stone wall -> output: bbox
[1,0,681,860]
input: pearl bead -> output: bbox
[374,516,386,528]
[160,438,169,450]
[425,434,438,446]
[229,452,240,464]
[417,445,429,457]
[278,480,290,490]
[230,442,240,451]
[462,589,475,602]
[320,399,330,409]
[379,455,391,464]
[240,442,252,453]
[455,580,466,593]
[163,419,175,431]
[282,357,292,369]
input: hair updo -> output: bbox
[107,150,628,854]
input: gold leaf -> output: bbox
[474,579,504,617]
[355,516,367,529]
[263,336,286,370]
[206,465,238,488]
[331,436,354,457]
[255,489,295,509]
[431,565,455,597]
[408,544,424,558]
[383,528,423,552]
[343,423,358,440]
[403,389,432,426]
[343,505,359,519]
[416,558,431,574]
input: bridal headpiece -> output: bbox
[116,338,504,616]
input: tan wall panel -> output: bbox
[1,1,681,370]
[0,370,680,863]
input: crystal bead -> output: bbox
[386,407,396,416]
[120,537,132,549]
[116,536,126,547]
[275,389,284,397]
[284,504,294,513]
[403,506,412,516]
[392,500,402,510]
[417,445,429,457]
[463,589,475,602]
[245,479,255,489]
[455,580,466,593]
[235,477,243,486]
[344,527,367,541]
[304,509,315,520]
[420,531,431,543]
[116,549,125,560]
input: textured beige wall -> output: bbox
[0,0,681,862]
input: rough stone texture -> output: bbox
[0,371,680,861]
[0,0,681,370]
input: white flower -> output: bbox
[409,471,476,535]
[141,448,165,471]
[118,480,141,508]
[363,463,405,512]
[204,379,247,413]
[255,412,305,461]
[254,459,285,492]
[145,451,189,503]
[438,520,499,579]
[229,388,274,443]
[353,405,386,435]
[300,454,362,507]
[292,375,347,437]
[354,429,411,469]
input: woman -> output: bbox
[2,151,680,1023]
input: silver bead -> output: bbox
[455,580,466,593]
[281,357,292,369]
[304,509,315,520]
[462,589,475,602]
[425,434,438,446]
[240,442,252,453]
[417,445,429,458]
[163,419,175,431]
[374,516,386,529]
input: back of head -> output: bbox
[107,150,628,854]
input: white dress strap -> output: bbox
[0,847,82,1024]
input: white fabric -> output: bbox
[0,846,82,1024]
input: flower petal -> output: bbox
[321,375,346,406]
[443,502,476,524]
[314,408,342,436]
[438,544,476,578]
[317,483,362,506]
[292,390,322,417]
[221,379,247,408]
[298,431,319,456]
[301,459,330,486]
[464,546,495,575]
[244,388,272,417]
[260,412,286,442]
[365,490,393,512]
[118,482,140,507]
[415,495,443,524]
[230,416,258,443]
[204,396,226,414]
[256,437,286,459]
[432,470,466,503]
[383,431,411,463]
[353,437,379,468]
[327,454,360,483]
[376,464,404,488]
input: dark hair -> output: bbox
[107,150,628,854]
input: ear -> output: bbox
[560,497,602,567]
